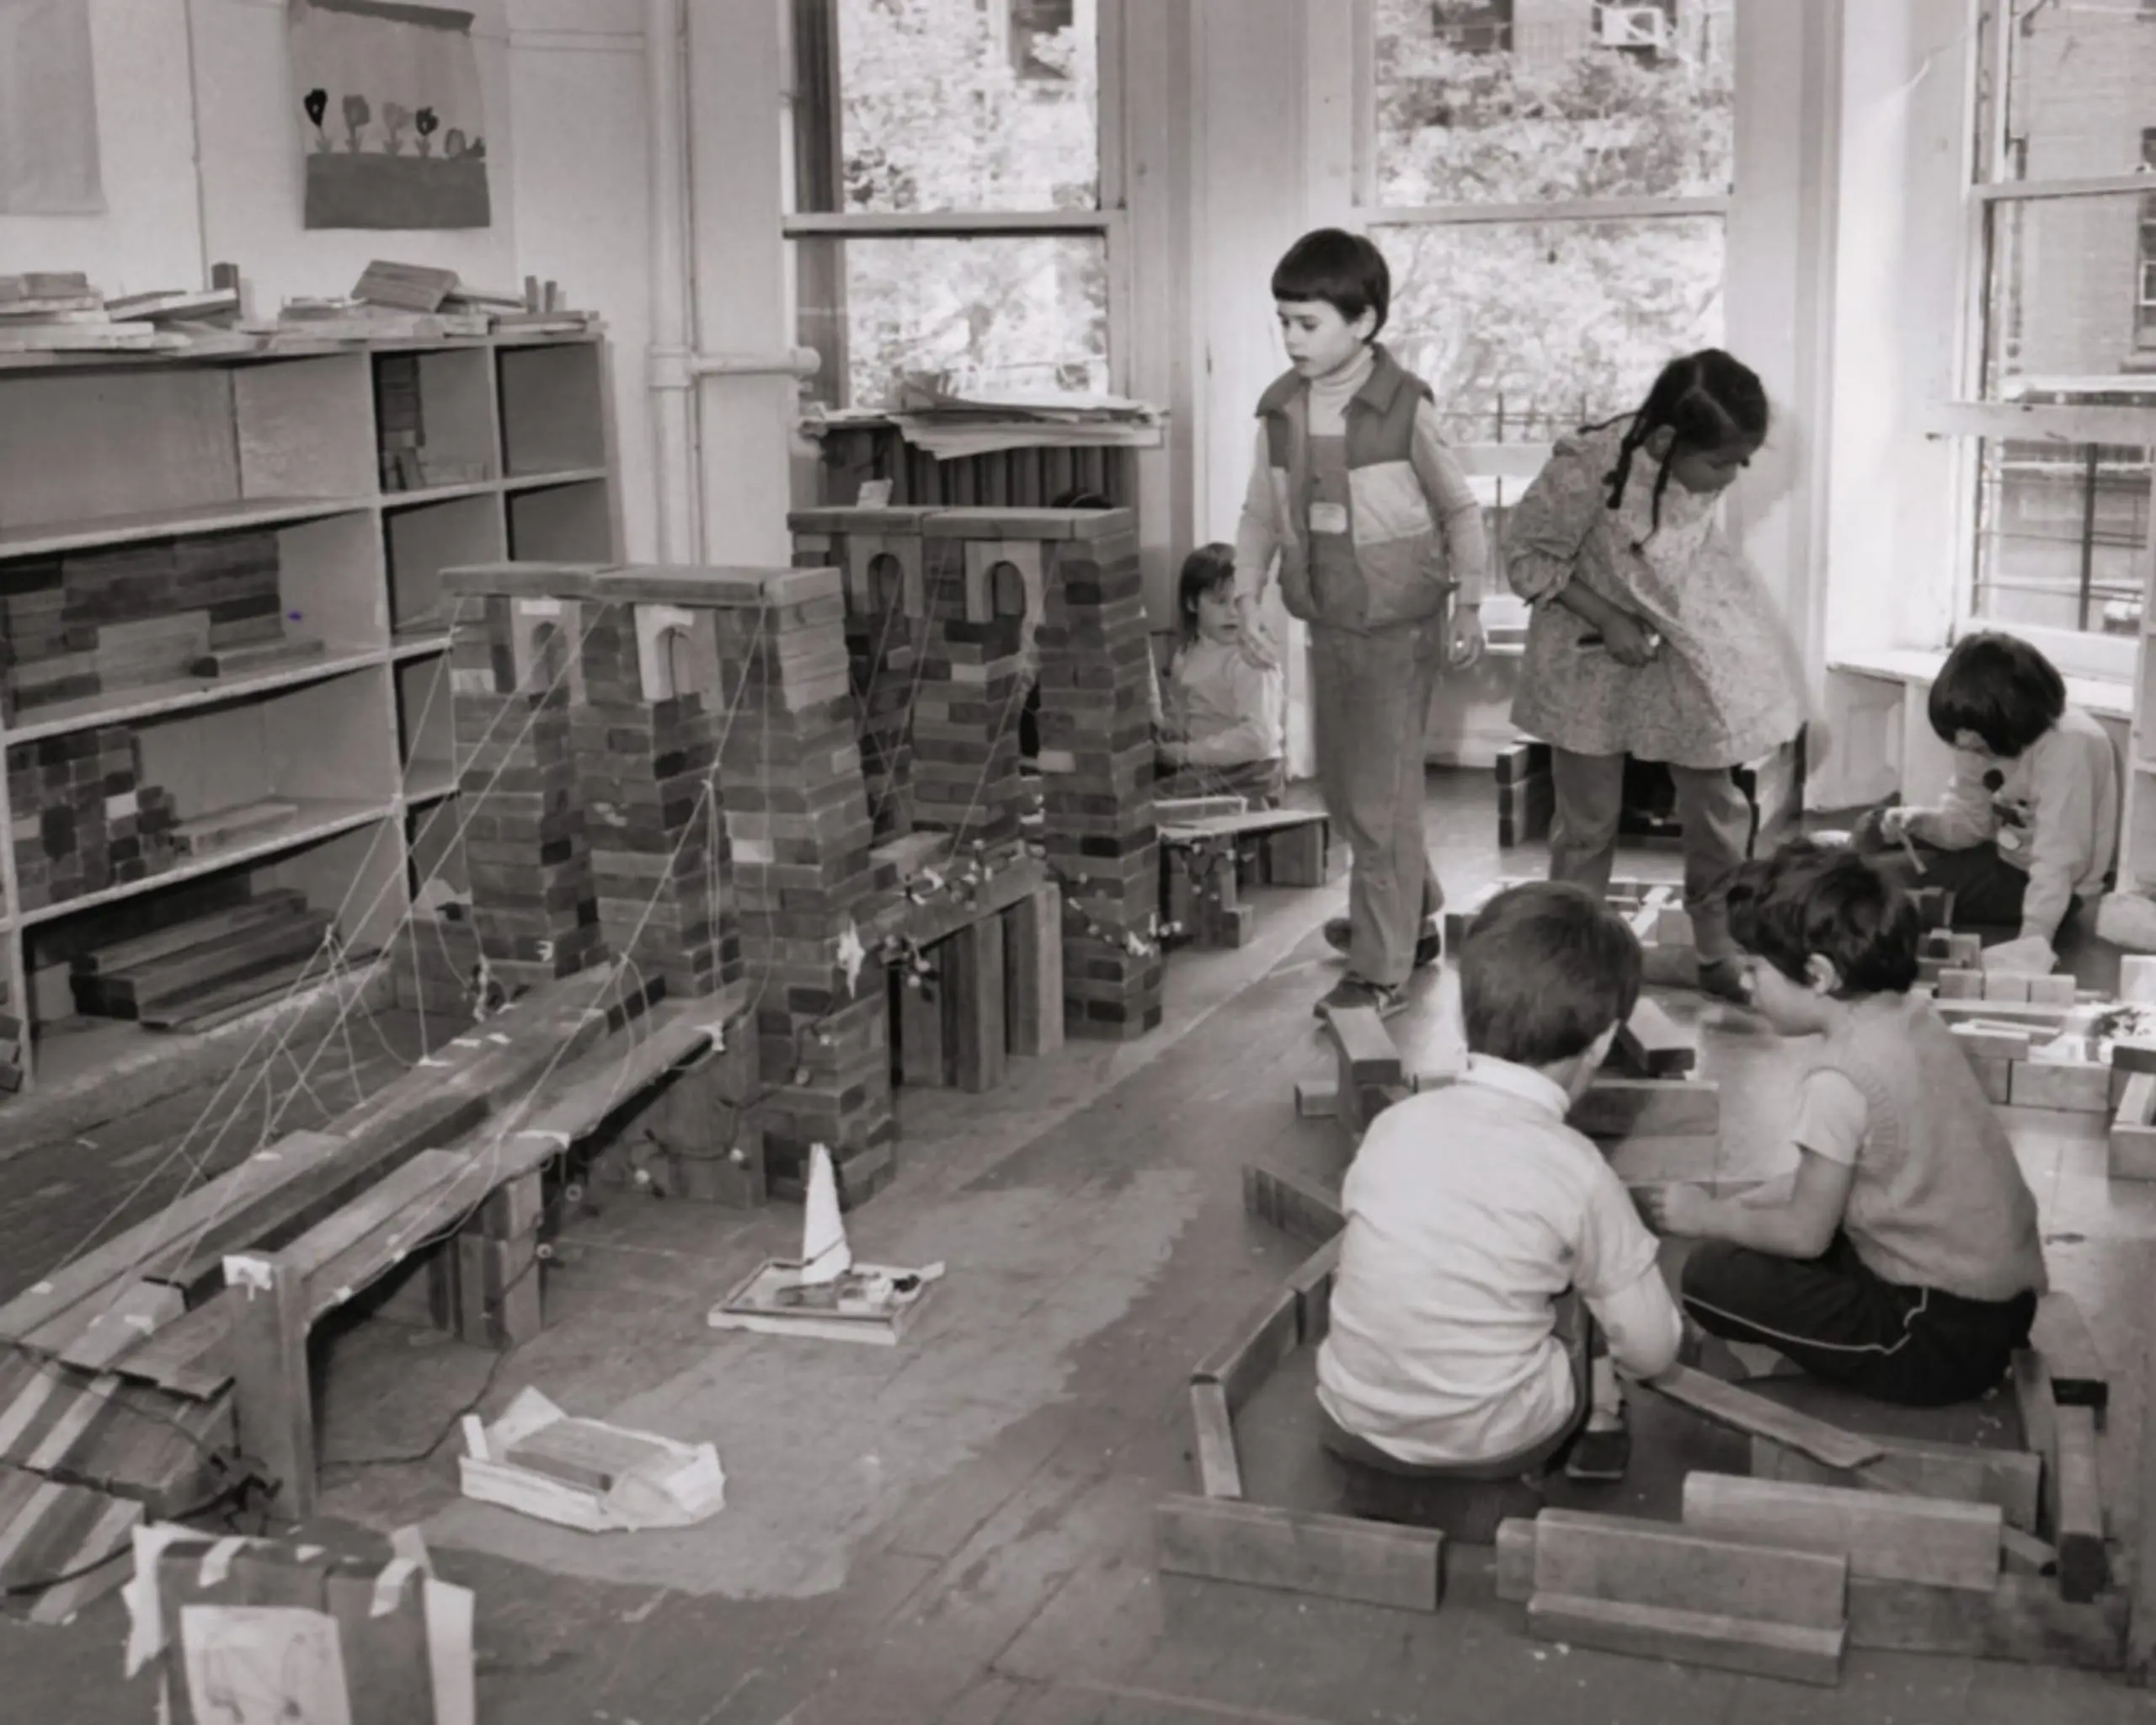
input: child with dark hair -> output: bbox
[1508,349,1807,1004]
[1641,840,2046,1407]
[1318,883,1682,1484]
[1858,631,2117,973]
[1233,227,1492,1018]
[1155,542,1285,804]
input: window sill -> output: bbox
[1828,646,2132,723]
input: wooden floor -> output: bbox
[6,770,2156,1723]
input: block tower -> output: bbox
[912,513,1033,854]
[441,564,606,996]
[787,505,934,844]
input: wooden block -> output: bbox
[1241,1163,1345,1247]
[1946,932,1984,966]
[46,1281,185,1373]
[898,959,948,1088]
[1985,973,2033,1003]
[1750,1434,2041,1535]
[1285,1237,1340,1346]
[1193,1282,1300,1417]
[948,916,1006,1094]
[1937,969,1985,1001]
[2033,1292,2109,1422]
[1570,1078,1719,1140]
[1612,996,1694,1078]
[1684,1470,2001,1591]
[2054,1406,2108,1603]
[2028,974,2077,1006]
[1494,1516,1536,1600]
[2109,1035,2156,1076]
[1645,1364,1884,1471]
[1526,1593,1845,1687]
[2009,1059,2113,1114]
[1293,1076,1338,1119]
[1001,883,1063,1057]
[1972,1055,2013,1104]
[230,1257,315,1519]
[1529,1506,1848,1627]
[1325,1004,1401,1087]
[456,1231,542,1348]
[72,889,308,975]
[1953,1022,2036,1062]
[354,259,460,310]
[1153,1493,1443,1612]
[2000,1524,2057,1576]
[2120,954,2156,1005]
[1847,1572,2125,1669]
[1262,820,1329,887]
[1188,1379,1241,1498]
[2114,1123,2156,1179]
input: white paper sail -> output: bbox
[798,1143,851,1284]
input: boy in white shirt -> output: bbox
[1317,882,1683,1484]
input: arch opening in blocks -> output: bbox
[634,603,718,702]
[991,560,1027,620]
[871,552,905,613]
[510,596,584,700]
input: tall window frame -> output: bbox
[778,0,1131,414]
[1946,0,2156,683]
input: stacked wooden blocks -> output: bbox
[703,564,894,1210]
[1493,738,1554,848]
[69,889,337,1029]
[443,566,606,993]
[2105,965,2156,1177]
[574,596,734,1002]
[788,505,935,843]
[1159,804,1333,949]
[910,514,1029,853]
[1025,509,1163,1039]
[6,725,178,911]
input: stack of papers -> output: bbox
[814,378,1166,458]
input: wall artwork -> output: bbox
[289,0,490,230]
[0,0,104,215]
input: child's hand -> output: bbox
[1599,614,1659,667]
[1635,1183,1710,1236]
[1445,605,1486,670]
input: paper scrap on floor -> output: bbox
[458,1387,726,1534]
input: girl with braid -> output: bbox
[1507,350,1806,1002]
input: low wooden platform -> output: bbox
[1159,804,1331,950]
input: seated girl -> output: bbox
[1641,840,2047,1407]
[1156,542,1287,806]
[1858,631,2117,974]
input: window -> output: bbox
[1956,1,2156,658]
[785,0,1113,410]
[1366,0,1732,503]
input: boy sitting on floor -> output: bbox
[1316,882,1683,1486]
[1641,840,2047,1406]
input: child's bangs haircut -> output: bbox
[1926,631,2066,758]
[1461,882,1641,1065]
[1603,348,1769,543]
[1271,229,1390,334]
[1176,542,1237,643]
[1728,838,1920,995]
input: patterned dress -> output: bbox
[1508,423,1806,771]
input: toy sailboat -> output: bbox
[707,1145,943,1345]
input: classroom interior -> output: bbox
[2,0,2156,1719]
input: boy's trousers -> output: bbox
[1310,619,1443,989]
[1546,748,1751,963]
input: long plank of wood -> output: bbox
[1241,1163,1345,1247]
[2054,1406,2108,1603]
[43,1282,185,1374]
[1571,1079,1720,1140]
[1526,1593,1844,1687]
[1188,1380,1241,1499]
[1613,997,1695,1078]
[1683,1470,2001,1592]
[1849,1573,2125,1671]
[2032,1292,2110,1420]
[483,1003,719,1175]
[1644,1365,1885,1471]
[23,1487,142,1625]
[230,1256,315,1519]
[1324,1005,1402,1087]
[138,953,341,1033]
[116,912,334,1015]
[102,1291,236,1399]
[1285,1236,1342,1346]
[1750,1434,2041,1534]
[1191,1283,1300,1418]
[1002,882,1064,1058]
[282,1149,470,1288]
[947,916,1006,1094]
[72,890,307,975]
[1153,1493,1443,1612]
[1155,807,1331,842]
[1529,1506,1848,1629]
[0,1132,339,1345]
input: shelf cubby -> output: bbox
[374,346,499,494]
[498,341,606,477]
[396,653,455,802]
[508,478,611,563]
[387,492,506,638]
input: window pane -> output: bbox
[1372,0,1733,205]
[792,0,1098,215]
[1999,2,2156,182]
[1372,217,1723,442]
[1972,439,2153,634]
[793,234,1108,409]
[1983,193,2156,395]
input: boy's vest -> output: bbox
[1256,344,1455,633]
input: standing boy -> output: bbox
[1233,229,1490,1017]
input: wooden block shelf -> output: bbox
[0,334,618,1097]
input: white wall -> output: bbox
[0,0,659,561]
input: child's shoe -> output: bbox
[1563,1419,1631,1483]
[1315,975,1408,1020]
[1323,918,1442,969]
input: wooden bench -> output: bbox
[1159,804,1332,949]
